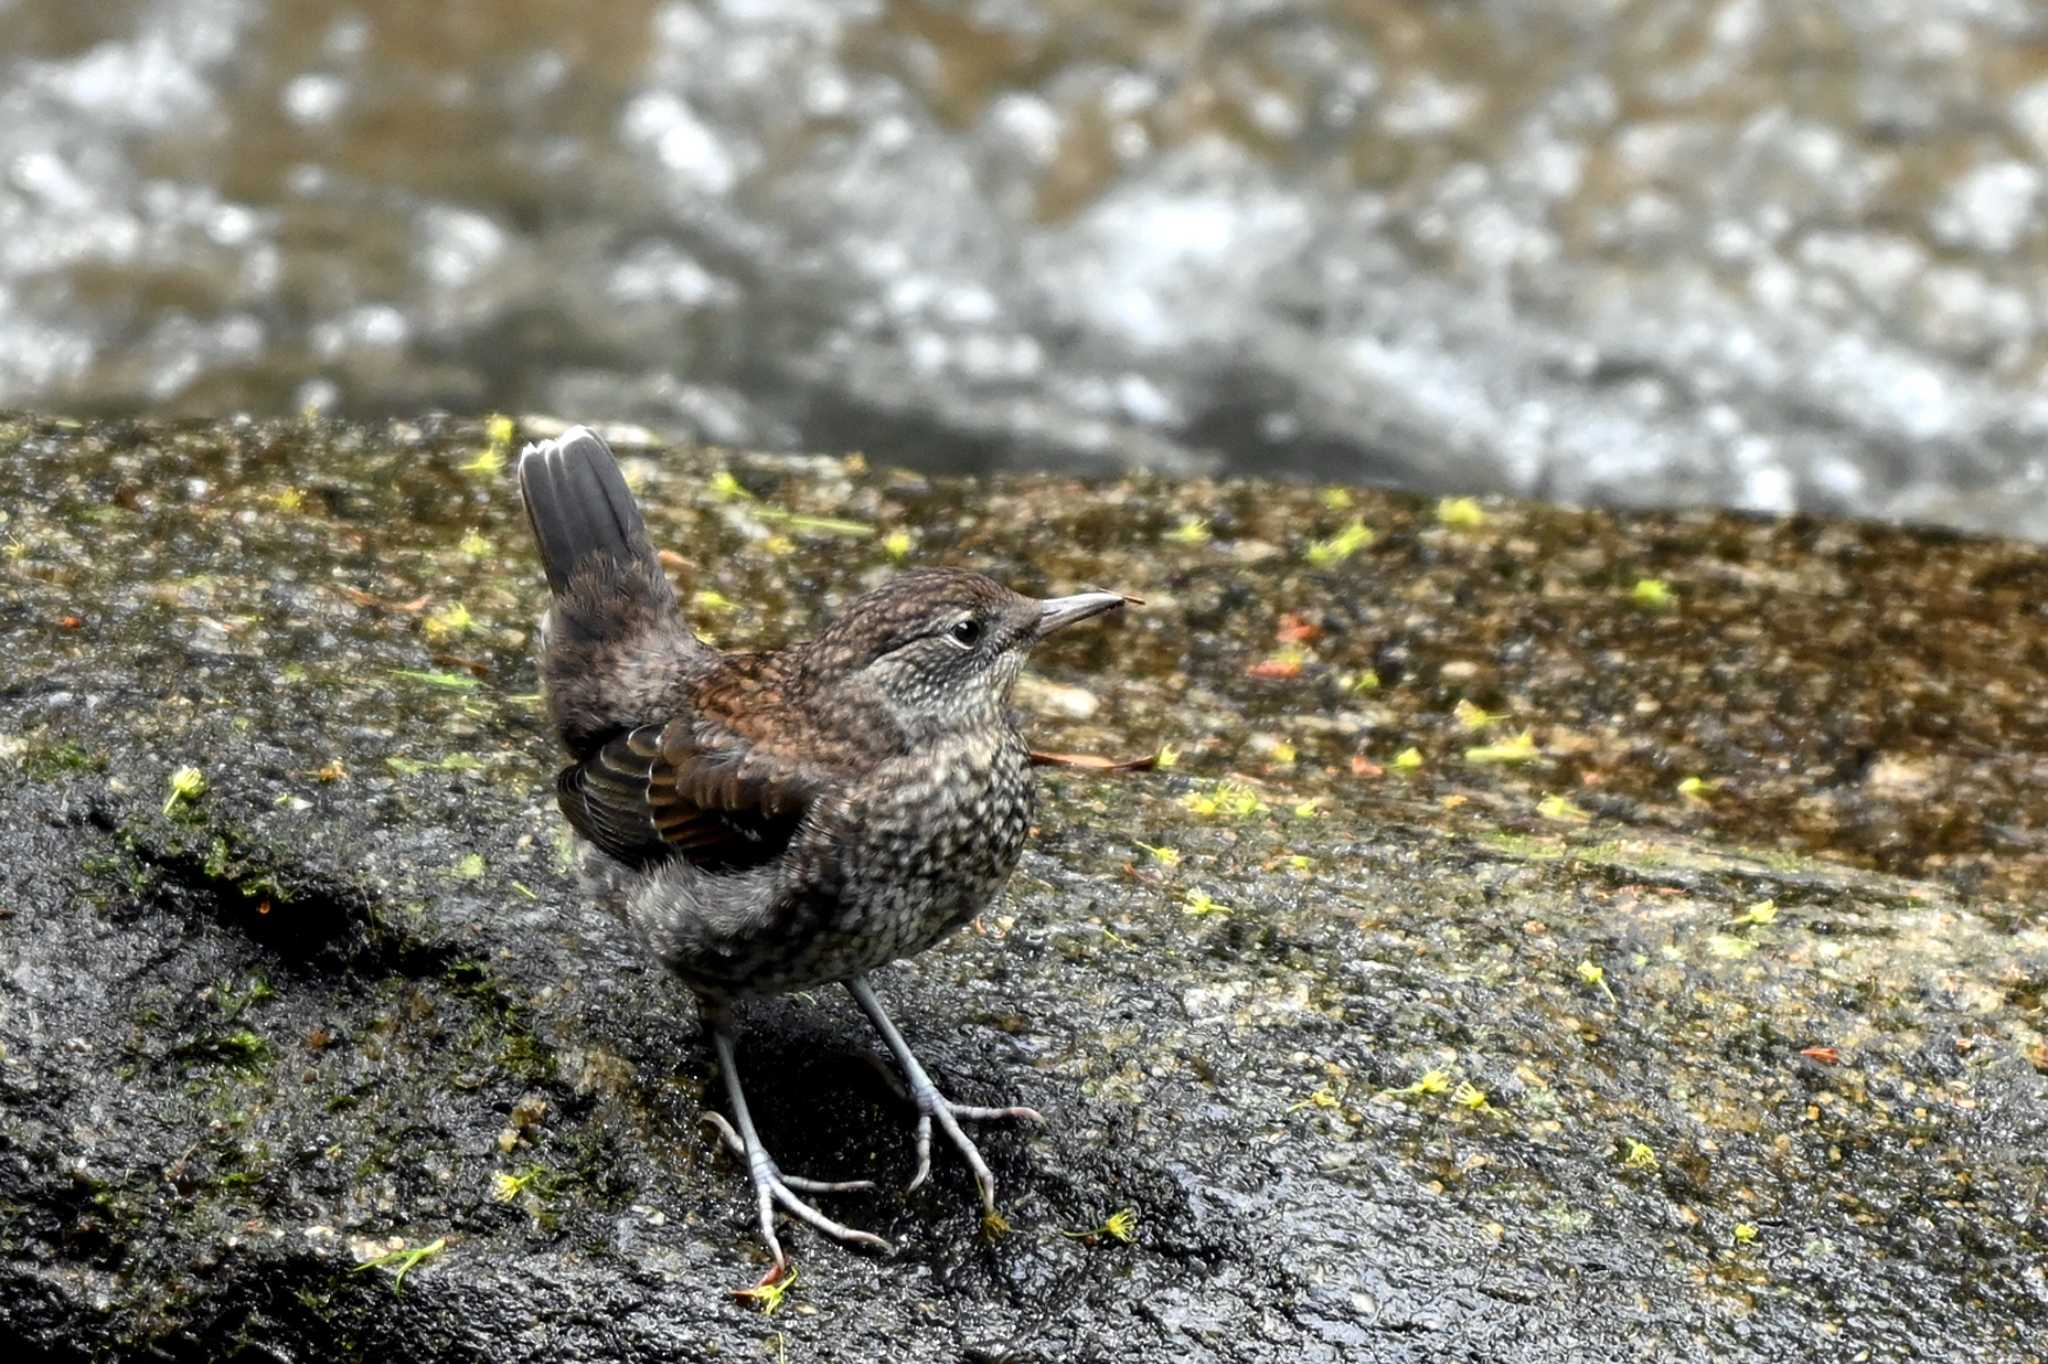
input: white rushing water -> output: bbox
[1,0,2045,537]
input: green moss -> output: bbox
[216,976,276,1022]
[1478,831,1566,860]
[442,960,559,1086]
[176,1030,271,1072]
[19,739,106,781]
[496,1031,557,1086]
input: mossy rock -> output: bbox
[1,413,2043,1362]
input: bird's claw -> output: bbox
[900,1090,1044,1210]
[700,1112,892,1270]
[845,978,1042,1220]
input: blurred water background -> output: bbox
[3,0,2047,537]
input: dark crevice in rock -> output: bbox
[112,814,456,983]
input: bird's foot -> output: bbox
[701,1112,891,1278]
[845,976,1044,1217]
[899,1082,1044,1212]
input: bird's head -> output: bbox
[801,569,1126,739]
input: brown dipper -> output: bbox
[517,425,1125,1280]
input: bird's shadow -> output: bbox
[561,939,1048,1258]
[722,994,912,1181]
[630,989,1041,1220]
[736,995,1041,1205]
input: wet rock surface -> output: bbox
[2,413,2045,1362]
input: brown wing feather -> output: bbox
[557,719,826,874]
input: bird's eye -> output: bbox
[947,618,984,649]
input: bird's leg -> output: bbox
[845,975,1043,1214]
[699,1008,890,1281]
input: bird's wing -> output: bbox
[555,718,834,873]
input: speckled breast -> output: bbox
[635,729,1037,1000]
[797,729,1035,986]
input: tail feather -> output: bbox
[518,425,657,596]
[516,425,695,755]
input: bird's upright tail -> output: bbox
[517,426,695,753]
[518,425,660,597]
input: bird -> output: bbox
[516,424,1128,1283]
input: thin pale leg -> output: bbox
[702,1016,890,1279]
[845,975,1043,1213]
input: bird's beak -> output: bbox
[1034,591,1132,638]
